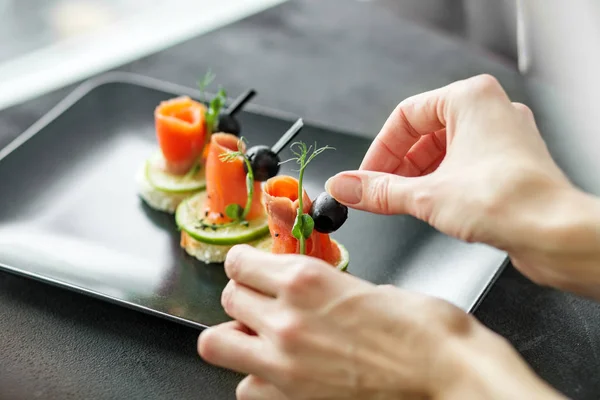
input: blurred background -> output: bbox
[1,1,599,218]
[0,0,286,109]
[2,0,600,220]
[0,0,596,106]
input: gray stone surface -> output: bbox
[0,1,599,399]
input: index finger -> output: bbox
[359,85,450,173]
[224,244,303,297]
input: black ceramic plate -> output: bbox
[0,72,507,328]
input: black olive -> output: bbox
[217,113,241,136]
[309,192,348,234]
[244,145,280,181]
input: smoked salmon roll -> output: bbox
[137,96,209,214]
[175,133,272,264]
[258,176,349,270]
[155,96,208,175]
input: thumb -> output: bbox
[325,171,432,216]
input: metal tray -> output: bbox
[0,72,507,328]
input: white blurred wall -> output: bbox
[378,0,600,193]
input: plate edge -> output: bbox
[0,261,208,330]
[467,254,509,314]
[0,71,367,167]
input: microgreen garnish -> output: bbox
[279,141,335,254]
[217,137,255,225]
[206,88,226,134]
[186,70,228,177]
[197,69,216,102]
[197,69,227,134]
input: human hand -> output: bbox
[325,74,600,298]
[198,245,563,400]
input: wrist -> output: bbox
[436,324,566,400]
[518,187,600,253]
[484,173,576,252]
[509,185,600,297]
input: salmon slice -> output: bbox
[263,176,341,266]
[203,133,265,224]
[155,96,207,175]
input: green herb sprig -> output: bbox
[205,88,226,134]
[280,141,335,254]
[182,70,227,177]
[198,69,226,134]
[197,69,215,100]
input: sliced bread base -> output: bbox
[180,230,271,264]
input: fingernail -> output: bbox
[325,174,362,205]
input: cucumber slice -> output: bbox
[255,237,350,272]
[145,153,206,193]
[176,192,270,245]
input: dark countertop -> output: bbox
[0,1,599,399]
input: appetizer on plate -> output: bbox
[257,142,350,271]
[176,133,281,263]
[137,72,256,213]
[136,95,211,213]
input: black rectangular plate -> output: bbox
[0,73,507,328]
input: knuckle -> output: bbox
[470,73,502,94]
[235,376,258,400]
[368,175,392,214]
[434,300,473,335]
[512,102,532,114]
[282,263,324,296]
[458,226,478,244]
[457,74,504,103]
[394,291,474,338]
[410,185,435,220]
[417,296,473,336]
[271,314,304,348]
[395,97,415,115]
[512,102,534,120]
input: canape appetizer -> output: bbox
[136,95,213,213]
[137,72,256,213]
[176,133,280,263]
[257,142,350,271]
